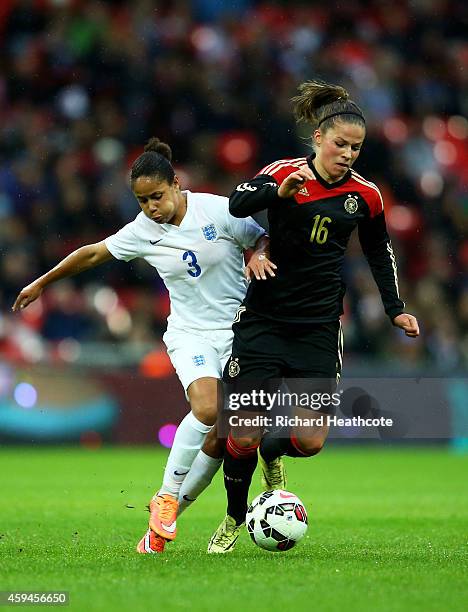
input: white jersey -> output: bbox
[105,191,265,332]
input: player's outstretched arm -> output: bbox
[12,241,113,312]
[392,313,419,338]
[245,234,277,281]
[230,167,315,218]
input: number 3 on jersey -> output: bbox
[183,250,202,277]
[310,215,332,245]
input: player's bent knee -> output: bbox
[187,379,220,426]
[232,435,261,449]
[296,436,325,457]
[191,403,217,425]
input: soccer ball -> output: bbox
[246,489,308,552]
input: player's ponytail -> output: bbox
[292,80,365,133]
[131,137,175,184]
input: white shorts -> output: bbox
[163,327,233,396]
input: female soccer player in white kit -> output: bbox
[12,138,275,554]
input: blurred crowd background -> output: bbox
[0,0,467,377]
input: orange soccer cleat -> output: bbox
[136,528,166,554]
[148,493,179,541]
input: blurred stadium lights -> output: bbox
[106,306,132,336]
[56,338,82,363]
[13,382,37,409]
[420,171,444,198]
[93,137,126,166]
[217,132,258,172]
[422,116,447,141]
[433,140,457,166]
[382,118,408,144]
[386,205,420,236]
[447,116,468,139]
[139,349,175,379]
[91,286,119,316]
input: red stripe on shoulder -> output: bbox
[257,158,292,175]
[256,157,308,179]
[350,171,384,217]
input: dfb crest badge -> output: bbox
[228,357,240,377]
[201,224,217,241]
[344,195,358,214]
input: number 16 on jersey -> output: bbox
[310,215,331,245]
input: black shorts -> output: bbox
[223,308,343,387]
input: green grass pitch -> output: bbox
[1,446,467,611]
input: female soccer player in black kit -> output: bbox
[208,80,419,553]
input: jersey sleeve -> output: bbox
[104,220,142,262]
[229,175,284,218]
[224,208,267,250]
[358,210,405,321]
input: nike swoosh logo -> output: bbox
[183,495,196,502]
[163,521,176,533]
[279,492,296,499]
[150,239,162,245]
[174,470,189,476]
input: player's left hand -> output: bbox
[245,252,277,281]
[392,313,419,337]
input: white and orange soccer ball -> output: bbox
[246,489,308,552]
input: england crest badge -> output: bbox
[201,224,218,241]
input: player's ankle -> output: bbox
[154,490,178,500]
[228,511,246,526]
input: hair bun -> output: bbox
[143,137,172,162]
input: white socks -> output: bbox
[177,451,223,515]
[159,412,212,498]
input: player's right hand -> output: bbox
[245,252,277,281]
[12,281,44,312]
[277,168,314,199]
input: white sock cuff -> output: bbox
[186,411,213,435]
[198,451,223,467]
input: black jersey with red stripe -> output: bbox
[229,154,405,323]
